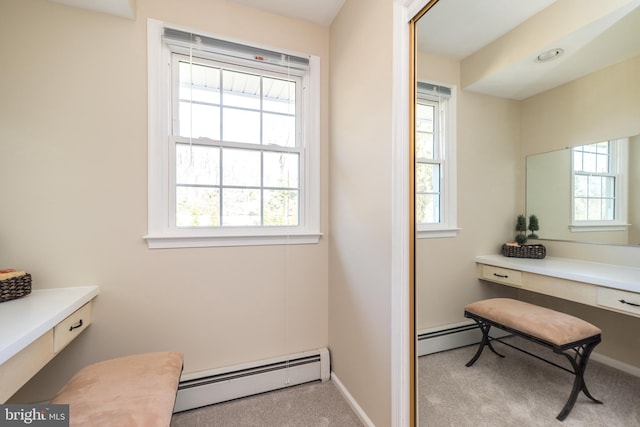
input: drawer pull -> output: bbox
[619,299,640,307]
[69,319,84,331]
[493,273,509,279]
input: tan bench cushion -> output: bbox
[465,298,601,347]
[50,352,183,427]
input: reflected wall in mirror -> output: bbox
[526,135,640,245]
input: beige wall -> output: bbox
[329,0,395,424]
[0,0,330,402]
[415,52,521,330]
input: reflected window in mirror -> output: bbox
[571,139,629,232]
[415,81,458,238]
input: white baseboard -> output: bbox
[331,372,375,427]
[591,351,640,378]
[417,320,510,357]
[174,348,330,413]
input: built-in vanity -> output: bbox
[476,255,640,318]
[0,286,99,402]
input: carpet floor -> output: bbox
[419,336,640,426]
[171,336,640,426]
[170,380,364,427]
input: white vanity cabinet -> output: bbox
[476,255,640,318]
[0,286,99,402]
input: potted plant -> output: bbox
[502,214,546,259]
[515,214,528,244]
[528,214,540,239]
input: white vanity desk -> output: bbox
[476,255,640,318]
[0,286,99,402]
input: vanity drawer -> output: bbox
[597,288,640,317]
[54,302,92,353]
[481,265,522,287]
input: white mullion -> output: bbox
[218,66,225,226]
[260,74,265,226]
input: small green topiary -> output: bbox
[528,214,540,239]
[515,214,528,244]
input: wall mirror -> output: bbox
[413,0,640,424]
[526,136,640,245]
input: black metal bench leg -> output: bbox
[556,340,602,421]
[465,320,505,367]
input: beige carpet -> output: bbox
[170,380,364,427]
[419,336,640,426]
[170,337,639,426]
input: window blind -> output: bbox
[163,28,310,70]
[417,81,451,98]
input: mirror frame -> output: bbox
[409,1,441,426]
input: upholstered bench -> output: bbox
[50,352,183,426]
[464,298,602,421]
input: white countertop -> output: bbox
[0,286,99,365]
[476,255,640,293]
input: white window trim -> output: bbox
[145,19,321,249]
[415,81,458,239]
[569,138,628,233]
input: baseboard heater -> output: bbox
[174,348,330,413]
[418,320,511,357]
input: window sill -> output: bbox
[569,224,629,233]
[144,232,322,249]
[416,227,460,239]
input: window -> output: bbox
[146,20,321,248]
[415,81,457,238]
[571,139,628,232]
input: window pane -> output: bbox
[602,176,615,198]
[263,113,295,147]
[416,194,440,224]
[176,186,220,227]
[603,198,615,220]
[587,199,602,221]
[179,102,220,139]
[222,70,260,109]
[176,144,220,185]
[179,62,220,104]
[263,77,295,114]
[574,175,588,197]
[416,104,434,132]
[416,163,439,193]
[222,148,260,186]
[222,188,260,226]
[416,131,434,159]
[263,152,299,188]
[574,198,587,220]
[264,190,299,225]
[582,152,597,173]
[588,176,602,197]
[222,108,260,144]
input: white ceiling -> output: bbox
[228,0,346,26]
[417,0,557,59]
[417,0,640,99]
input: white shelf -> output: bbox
[0,286,99,365]
[475,255,640,294]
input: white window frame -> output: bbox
[415,81,458,239]
[569,138,629,233]
[145,19,321,248]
